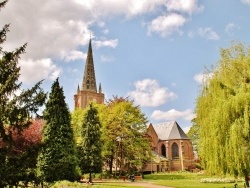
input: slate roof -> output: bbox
[152,121,189,141]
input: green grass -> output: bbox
[49,173,246,188]
[51,180,142,188]
[143,173,245,188]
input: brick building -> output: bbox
[144,121,195,172]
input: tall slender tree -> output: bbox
[37,78,78,183]
[79,103,102,183]
[0,1,46,186]
[196,42,250,186]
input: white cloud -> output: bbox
[128,79,177,107]
[241,0,250,5]
[63,50,86,62]
[103,29,109,35]
[197,27,220,40]
[225,23,240,36]
[147,13,186,37]
[19,58,61,84]
[165,0,204,15]
[72,0,167,19]
[194,72,213,84]
[100,55,115,63]
[183,126,191,133]
[151,108,195,121]
[1,0,204,85]
[94,39,119,48]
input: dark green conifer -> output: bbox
[37,78,78,182]
[79,104,102,183]
[0,1,46,186]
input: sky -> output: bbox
[1,0,250,132]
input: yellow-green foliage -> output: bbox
[196,42,250,177]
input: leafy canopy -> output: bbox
[196,42,250,178]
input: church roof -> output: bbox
[152,121,189,141]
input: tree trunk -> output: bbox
[109,155,114,175]
[243,169,249,188]
[89,172,92,183]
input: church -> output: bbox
[144,121,196,172]
[74,39,105,109]
[74,39,195,172]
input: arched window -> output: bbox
[161,144,166,157]
[172,142,179,159]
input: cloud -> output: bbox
[194,72,213,84]
[197,27,220,40]
[151,108,195,121]
[103,29,109,35]
[128,79,177,107]
[63,51,86,62]
[19,58,61,84]
[94,39,119,48]
[100,55,115,63]
[147,13,186,37]
[165,0,204,15]
[225,23,240,36]
[183,126,191,133]
[241,0,250,5]
[1,0,204,85]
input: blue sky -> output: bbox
[2,0,250,132]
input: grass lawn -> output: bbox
[143,173,245,188]
[50,173,246,188]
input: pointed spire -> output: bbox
[77,84,80,93]
[98,83,102,93]
[82,39,97,92]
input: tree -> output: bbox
[196,42,250,186]
[37,78,78,183]
[78,103,102,183]
[0,1,46,186]
[187,118,199,155]
[2,119,44,186]
[101,96,150,175]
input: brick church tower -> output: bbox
[74,39,105,109]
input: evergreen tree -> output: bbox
[79,103,102,183]
[0,1,46,186]
[196,42,250,186]
[37,78,78,183]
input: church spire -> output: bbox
[98,83,102,93]
[82,39,97,92]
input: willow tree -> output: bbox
[101,96,150,175]
[196,42,250,185]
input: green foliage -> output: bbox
[0,1,46,186]
[37,78,78,182]
[196,42,250,181]
[100,96,151,174]
[71,108,87,145]
[78,103,103,182]
[187,118,199,154]
[51,180,84,188]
